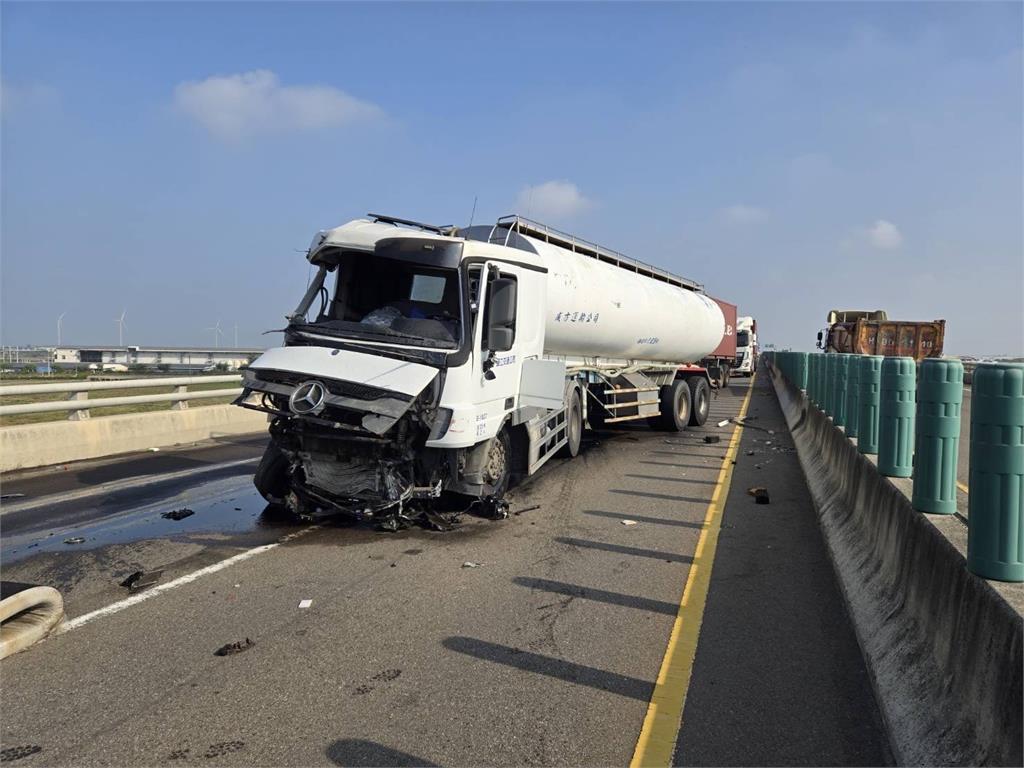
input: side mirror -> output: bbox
[486,278,517,352]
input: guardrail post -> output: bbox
[66,391,90,420]
[845,354,861,438]
[912,358,963,514]
[878,356,916,477]
[795,352,808,392]
[858,356,883,455]
[824,354,835,416]
[967,363,1024,582]
[171,385,189,411]
[833,354,850,428]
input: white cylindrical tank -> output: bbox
[525,236,726,363]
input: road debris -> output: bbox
[621,519,638,526]
[462,561,483,568]
[298,599,312,609]
[470,496,509,519]
[747,487,771,504]
[120,570,163,591]
[149,447,160,452]
[214,638,254,656]
[703,435,721,444]
[0,493,25,501]
[746,450,756,456]
[514,504,541,516]
[161,508,194,521]
[63,537,85,545]
[717,419,730,427]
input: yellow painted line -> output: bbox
[630,375,757,768]
[957,480,970,494]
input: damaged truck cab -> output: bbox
[239,216,553,520]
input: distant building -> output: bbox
[50,345,264,371]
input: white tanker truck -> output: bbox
[237,214,727,521]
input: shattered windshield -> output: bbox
[303,255,462,349]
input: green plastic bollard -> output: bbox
[808,354,817,404]
[858,356,883,454]
[815,354,825,408]
[795,352,808,392]
[912,359,964,515]
[967,363,1024,582]
[824,354,835,416]
[833,354,851,428]
[846,354,861,438]
[878,357,916,477]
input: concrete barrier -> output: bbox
[768,364,1023,767]
[0,405,268,472]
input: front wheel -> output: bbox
[687,377,710,426]
[254,440,289,504]
[483,427,512,498]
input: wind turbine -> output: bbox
[57,312,67,346]
[206,320,224,349]
[115,310,127,347]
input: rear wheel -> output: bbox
[558,389,583,458]
[652,380,691,431]
[687,377,710,426]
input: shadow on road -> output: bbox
[582,509,703,529]
[326,739,438,767]
[512,576,679,616]
[554,536,694,564]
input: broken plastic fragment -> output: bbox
[621,520,638,526]
[462,561,482,568]
[63,537,85,545]
[214,638,254,656]
[298,599,312,609]
[717,419,730,427]
[121,570,163,591]
[703,435,720,444]
[162,508,194,521]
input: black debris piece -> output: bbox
[214,638,254,657]
[703,435,720,444]
[162,508,194,521]
[63,537,85,545]
[121,569,163,591]
[514,504,541,516]
[746,486,771,504]
[470,496,510,519]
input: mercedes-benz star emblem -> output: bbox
[289,381,327,415]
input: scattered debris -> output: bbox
[717,419,730,427]
[234,507,242,511]
[298,599,312,609]
[747,487,771,504]
[63,537,85,545]
[121,570,163,591]
[214,638,254,656]
[149,447,160,452]
[462,561,483,569]
[515,504,541,516]
[621,519,638,526]
[423,510,459,531]
[162,507,194,521]
[703,435,720,444]
[746,450,756,456]
[470,496,509,519]
[0,493,25,501]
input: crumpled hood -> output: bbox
[248,345,438,397]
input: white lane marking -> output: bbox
[58,527,316,633]
[2,457,259,516]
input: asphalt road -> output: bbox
[1,378,889,766]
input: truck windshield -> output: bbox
[302,255,462,349]
[737,331,750,347]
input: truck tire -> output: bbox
[687,377,710,426]
[654,380,691,432]
[254,440,289,504]
[483,427,512,498]
[558,389,583,458]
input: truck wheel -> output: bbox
[558,389,583,458]
[254,440,289,504]
[483,427,512,497]
[687,377,710,426]
[654,380,691,432]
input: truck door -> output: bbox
[474,264,523,441]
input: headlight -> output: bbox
[427,408,453,440]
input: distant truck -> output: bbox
[700,298,737,388]
[816,309,945,361]
[735,316,758,375]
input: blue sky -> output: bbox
[2,2,1021,355]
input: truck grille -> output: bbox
[254,369,409,402]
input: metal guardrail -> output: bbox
[0,375,242,420]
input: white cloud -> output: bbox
[515,180,593,220]
[866,219,903,249]
[722,204,768,223]
[174,70,382,141]
[0,80,59,119]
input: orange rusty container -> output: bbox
[827,319,944,361]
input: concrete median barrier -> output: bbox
[768,363,1022,767]
[0,405,268,472]
[0,583,65,659]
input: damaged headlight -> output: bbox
[427,407,453,441]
